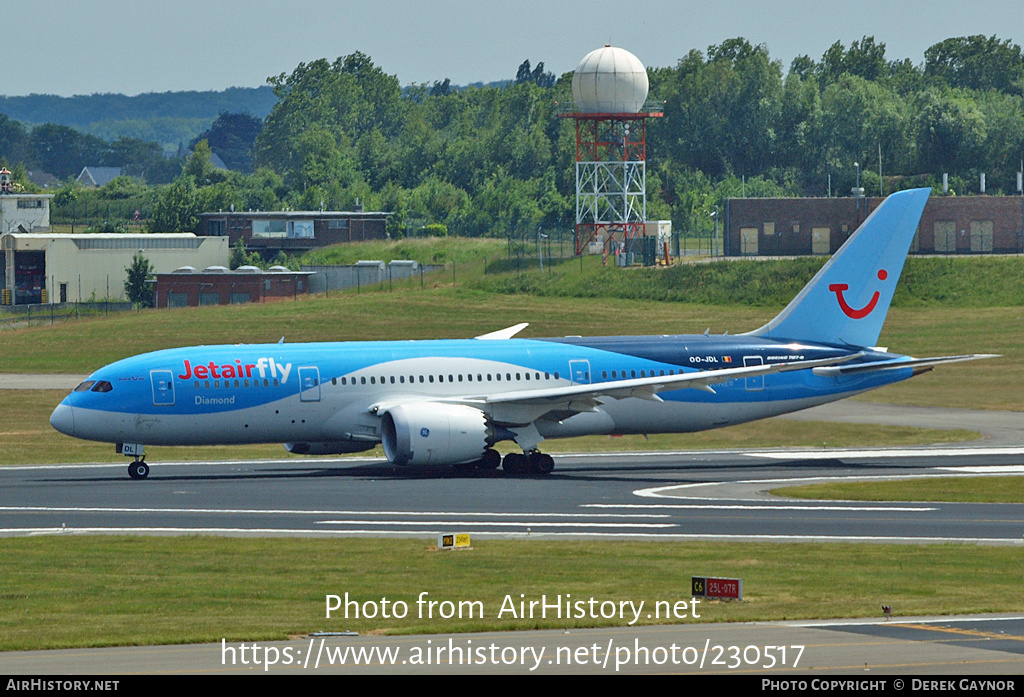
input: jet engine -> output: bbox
[284,441,377,455]
[381,403,490,466]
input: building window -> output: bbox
[253,220,287,237]
[230,292,251,304]
[199,292,220,306]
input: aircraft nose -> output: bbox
[50,403,76,437]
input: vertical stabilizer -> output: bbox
[746,187,929,347]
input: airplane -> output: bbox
[50,187,994,480]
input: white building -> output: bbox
[0,167,53,233]
[1,233,229,305]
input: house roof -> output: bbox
[76,166,122,187]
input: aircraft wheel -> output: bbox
[128,460,149,480]
[502,453,526,476]
[529,453,555,475]
[478,449,501,470]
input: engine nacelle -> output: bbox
[284,441,377,455]
[381,403,489,466]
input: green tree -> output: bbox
[925,35,1024,94]
[124,251,154,307]
[148,175,201,232]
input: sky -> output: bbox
[4,0,1024,97]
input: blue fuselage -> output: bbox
[51,334,909,448]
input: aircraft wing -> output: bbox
[441,354,863,425]
[474,323,529,340]
[811,353,999,377]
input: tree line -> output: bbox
[2,35,1023,242]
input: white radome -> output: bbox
[571,46,649,114]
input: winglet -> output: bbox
[475,323,529,340]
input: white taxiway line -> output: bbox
[0,506,667,519]
[0,528,1018,544]
[583,503,936,512]
[747,447,1024,459]
[633,469,1024,500]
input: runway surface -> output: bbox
[2,446,1023,542]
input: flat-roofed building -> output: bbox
[153,265,314,308]
[724,195,1024,256]
[1,232,228,305]
[197,210,391,257]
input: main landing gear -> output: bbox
[502,450,554,477]
[451,448,555,476]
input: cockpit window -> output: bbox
[91,381,113,393]
[74,381,96,392]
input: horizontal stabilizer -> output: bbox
[812,354,999,377]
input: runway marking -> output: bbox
[582,503,937,512]
[313,520,674,528]
[0,528,1018,543]
[791,615,1024,628]
[896,623,1024,643]
[937,465,1024,473]
[748,447,1024,460]
[0,506,666,518]
[634,472,1024,500]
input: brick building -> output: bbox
[153,266,314,308]
[196,210,391,257]
[724,195,1024,256]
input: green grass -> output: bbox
[300,235,509,267]
[1,537,1021,651]
[774,476,1024,503]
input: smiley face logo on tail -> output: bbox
[828,270,888,319]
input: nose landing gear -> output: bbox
[118,443,149,480]
[128,459,150,480]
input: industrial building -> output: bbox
[724,195,1024,256]
[196,210,391,257]
[1,233,228,305]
